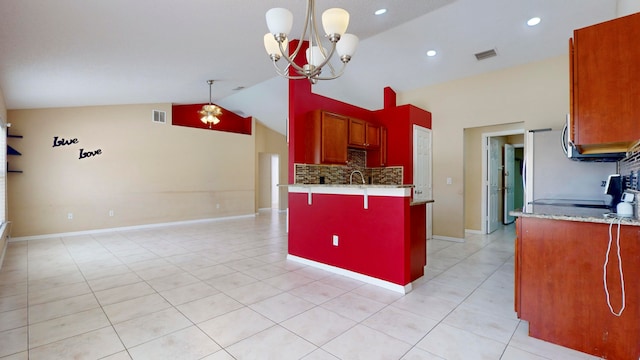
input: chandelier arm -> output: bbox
[308,42,339,78]
[306,5,341,78]
[290,0,313,60]
[270,60,308,80]
[274,0,315,77]
[276,42,309,76]
[312,62,348,81]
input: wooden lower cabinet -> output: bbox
[516,217,640,360]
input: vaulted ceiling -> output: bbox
[0,0,621,134]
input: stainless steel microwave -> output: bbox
[562,114,625,162]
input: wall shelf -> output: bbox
[7,129,23,173]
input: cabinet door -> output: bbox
[380,127,387,166]
[348,118,367,148]
[321,112,348,164]
[366,123,380,148]
[572,13,640,146]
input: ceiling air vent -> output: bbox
[475,48,497,61]
[152,110,166,124]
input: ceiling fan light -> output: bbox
[336,33,358,58]
[322,8,349,38]
[199,81,222,127]
[266,8,293,36]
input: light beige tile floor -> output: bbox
[0,211,601,359]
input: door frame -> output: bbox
[481,129,525,234]
[412,125,433,239]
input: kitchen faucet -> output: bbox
[350,170,365,185]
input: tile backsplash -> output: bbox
[619,142,640,190]
[294,149,403,185]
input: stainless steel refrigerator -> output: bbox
[523,129,617,212]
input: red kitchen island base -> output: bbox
[287,185,427,294]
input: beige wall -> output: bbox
[399,55,570,239]
[7,104,257,237]
[255,121,288,211]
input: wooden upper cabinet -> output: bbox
[348,118,367,148]
[349,118,380,149]
[366,123,380,148]
[380,127,387,166]
[306,110,348,164]
[571,12,640,149]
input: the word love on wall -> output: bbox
[52,136,103,159]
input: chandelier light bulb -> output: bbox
[266,8,293,36]
[306,46,325,67]
[336,33,358,59]
[322,8,349,39]
[264,33,288,59]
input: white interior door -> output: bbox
[487,138,501,233]
[503,144,515,224]
[413,125,433,239]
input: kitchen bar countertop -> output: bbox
[511,204,640,226]
[281,184,433,206]
[279,184,414,188]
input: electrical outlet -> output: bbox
[108,210,114,217]
[216,203,220,209]
[332,235,339,246]
[67,213,73,220]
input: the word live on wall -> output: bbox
[52,136,102,159]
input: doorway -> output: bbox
[258,153,280,210]
[481,130,524,234]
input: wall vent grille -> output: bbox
[152,110,166,124]
[475,48,497,61]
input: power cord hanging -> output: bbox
[604,217,626,316]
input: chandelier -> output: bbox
[263,0,359,83]
[199,80,222,128]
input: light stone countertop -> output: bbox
[511,205,640,226]
[279,184,414,188]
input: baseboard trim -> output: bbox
[287,254,413,294]
[9,214,256,242]
[0,222,11,268]
[465,229,483,234]
[431,235,465,243]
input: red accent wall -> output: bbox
[172,104,252,135]
[289,192,422,285]
[373,101,432,184]
[409,203,427,280]
[286,47,432,285]
[287,40,376,183]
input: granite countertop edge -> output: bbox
[410,200,435,206]
[510,210,640,226]
[279,184,414,188]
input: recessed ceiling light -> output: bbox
[374,8,387,16]
[426,50,437,57]
[527,17,541,26]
